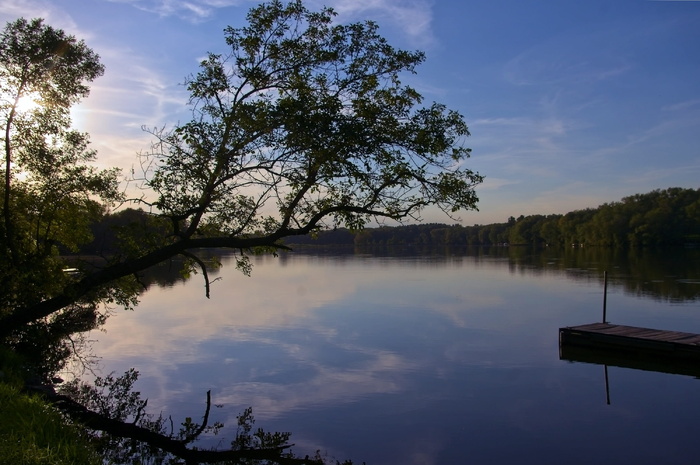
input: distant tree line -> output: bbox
[284,187,700,247]
[81,187,700,252]
[78,207,172,256]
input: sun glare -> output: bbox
[14,93,42,113]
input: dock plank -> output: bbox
[559,323,700,360]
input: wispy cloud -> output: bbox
[527,183,607,213]
[215,346,415,418]
[106,0,247,22]
[107,0,436,44]
[64,39,191,179]
[589,114,700,165]
[663,99,700,112]
[0,0,100,40]
[471,115,573,161]
[0,0,52,19]
[320,0,435,46]
[477,177,518,191]
[619,163,700,187]
[504,45,631,88]
[500,12,642,90]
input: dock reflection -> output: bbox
[559,341,700,379]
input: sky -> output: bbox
[1,0,699,226]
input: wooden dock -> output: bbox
[559,323,700,376]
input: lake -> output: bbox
[85,246,700,464]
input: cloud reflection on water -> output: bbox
[89,253,576,421]
[83,250,700,464]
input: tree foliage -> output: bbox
[45,369,332,464]
[0,17,126,375]
[0,17,118,258]
[343,187,700,248]
[143,0,480,240]
[0,1,481,341]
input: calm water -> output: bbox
[86,247,700,464]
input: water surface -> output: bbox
[87,247,700,464]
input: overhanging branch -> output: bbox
[49,392,318,464]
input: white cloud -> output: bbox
[0,0,53,21]
[106,0,436,44]
[470,115,572,163]
[323,0,435,46]
[215,347,415,418]
[66,41,191,181]
[106,0,247,22]
[0,0,99,41]
[478,177,518,191]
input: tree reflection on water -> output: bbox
[18,246,700,464]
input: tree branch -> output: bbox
[180,251,215,299]
[49,393,318,464]
[183,390,212,443]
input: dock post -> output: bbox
[602,271,608,323]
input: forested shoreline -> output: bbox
[84,187,700,254]
[282,187,700,248]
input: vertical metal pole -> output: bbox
[603,271,608,323]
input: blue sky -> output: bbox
[1,0,699,225]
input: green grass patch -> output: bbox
[0,345,29,388]
[0,346,101,465]
[0,383,101,465]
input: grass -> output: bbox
[0,348,102,465]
